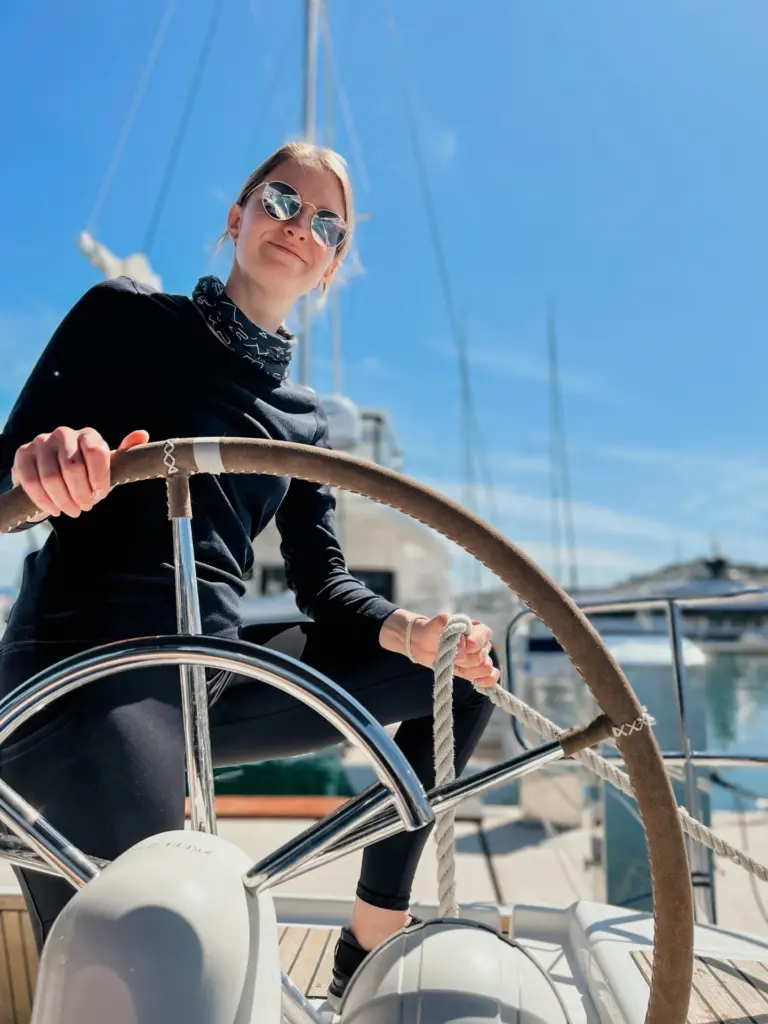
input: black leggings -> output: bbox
[0,620,493,952]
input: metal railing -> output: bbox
[504,589,768,925]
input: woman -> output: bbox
[0,141,498,1006]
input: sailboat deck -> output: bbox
[0,801,767,1020]
[0,894,36,1024]
[634,951,768,1023]
[279,925,341,999]
[0,891,345,1022]
[3,890,768,1023]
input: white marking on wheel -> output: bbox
[192,438,227,476]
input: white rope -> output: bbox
[431,615,768,907]
[432,617,467,917]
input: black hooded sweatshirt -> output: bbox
[0,277,398,646]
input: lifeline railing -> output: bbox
[504,588,768,926]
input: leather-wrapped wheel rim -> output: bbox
[0,436,694,1024]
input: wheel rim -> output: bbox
[0,436,694,1024]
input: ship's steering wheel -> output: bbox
[0,437,694,1024]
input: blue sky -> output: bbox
[2,0,768,590]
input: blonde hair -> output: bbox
[218,141,354,291]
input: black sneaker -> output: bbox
[327,916,421,1012]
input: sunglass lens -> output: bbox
[312,212,347,249]
[262,182,301,221]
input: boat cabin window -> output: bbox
[261,566,290,596]
[351,569,395,602]
[260,566,395,603]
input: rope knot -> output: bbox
[612,706,656,739]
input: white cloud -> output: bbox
[422,474,693,546]
[430,130,457,164]
[518,540,652,574]
[332,243,365,289]
[358,356,395,380]
[448,535,653,589]
[588,441,768,535]
[594,442,763,477]
[427,335,605,400]
[406,419,768,580]
[466,346,605,399]
[409,470,720,588]
[489,451,551,477]
[472,439,768,581]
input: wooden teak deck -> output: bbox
[4,895,768,1022]
[279,924,340,1000]
[634,951,768,1023]
[0,895,36,1024]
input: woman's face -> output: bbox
[228,159,346,305]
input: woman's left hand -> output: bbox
[380,611,500,687]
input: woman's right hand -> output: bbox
[11,427,150,519]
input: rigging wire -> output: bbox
[242,15,298,167]
[457,315,483,592]
[320,2,370,195]
[547,300,579,590]
[334,0,364,66]
[85,0,178,234]
[470,407,501,525]
[381,0,499,585]
[381,0,463,354]
[143,0,227,256]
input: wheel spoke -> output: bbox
[0,777,100,888]
[0,636,433,886]
[0,832,109,876]
[244,783,393,892]
[276,740,564,886]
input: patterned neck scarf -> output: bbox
[191,275,295,381]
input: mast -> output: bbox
[321,0,343,395]
[297,0,321,386]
